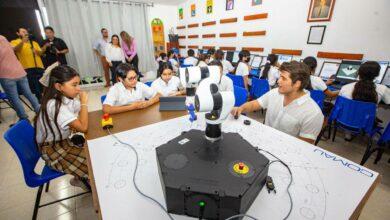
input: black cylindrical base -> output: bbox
[206,123,222,141]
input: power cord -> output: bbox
[107,128,174,220]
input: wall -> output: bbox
[148,3,178,47]
[176,0,390,74]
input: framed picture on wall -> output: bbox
[252,0,262,6]
[191,4,196,17]
[206,0,213,14]
[307,25,326,44]
[307,0,336,22]
[226,0,234,11]
[179,8,183,19]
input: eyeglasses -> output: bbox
[126,76,138,81]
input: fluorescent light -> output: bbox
[42,7,50,26]
[35,9,45,39]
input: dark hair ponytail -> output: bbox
[234,50,250,75]
[260,54,278,79]
[34,65,80,148]
[352,61,380,103]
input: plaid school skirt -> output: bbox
[40,139,89,179]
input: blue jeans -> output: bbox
[0,76,40,119]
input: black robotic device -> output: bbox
[156,129,269,220]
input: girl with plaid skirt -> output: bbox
[34,65,89,188]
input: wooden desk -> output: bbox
[85,103,186,218]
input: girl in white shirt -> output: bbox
[234,50,251,90]
[303,56,338,98]
[197,53,209,67]
[168,50,179,74]
[34,65,89,188]
[215,49,234,75]
[105,35,125,85]
[260,54,280,88]
[151,63,185,97]
[103,63,161,114]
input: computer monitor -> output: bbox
[335,60,362,83]
[374,61,389,84]
[260,56,268,67]
[319,61,341,79]
[226,51,234,62]
[248,54,255,64]
[250,56,263,69]
[381,66,390,87]
[277,55,293,64]
[202,49,208,54]
[232,51,240,63]
[198,49,203,55]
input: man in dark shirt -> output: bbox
[41,26,69,67]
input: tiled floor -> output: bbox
[0,87,389,220]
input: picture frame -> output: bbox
[252,0,262,6]
[226,0,234,11]
[307,0,336,22]
[191,4,196,17]
[307,25,326,45]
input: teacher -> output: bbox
[120,31,139,73]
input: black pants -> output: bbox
[126,54,139,73]
[25,68,44,101]
[109,61,123,85]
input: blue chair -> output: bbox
[233,85,247,107]
[250,78,269,99]
[310,90,325,110]
[3,120,90,220]
[101,95,107,104]
[179,57,185,65]
[361,123,390,165]
[180,64,193,68]
[145,81,153,87]
[226,74,245,88]
[249,69,260,78]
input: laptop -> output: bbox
[159,96,187,111]
[335,60,362,83]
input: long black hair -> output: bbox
[260,54,278,79]
[34,65,80,148]
[352,61,380,103]
[302,56,317,90]
[234,50,250,74]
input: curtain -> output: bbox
[44,0,155,78]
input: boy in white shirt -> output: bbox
[234,50,251,90]
[151,63,185,97]
[232,61,324,144]
[103,64,161,114]
[183,49,198,66]
[209,60,233,92]
[167,50,179,73]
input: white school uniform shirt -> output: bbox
[235,62,249,76]
[105,44,125,63]
[36,97,80,143]
[221,59,234,75]
[257,88,324,140]
[310,75,328,91]
[197,61,208,67]
[339,82,390,104]
[183,56,198,66]
[103,82,157,106]
[218,75,234,92]
[151,76,182,97]
[169,58,179,73]
[267,66,280,87]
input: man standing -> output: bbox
[41,26,69,67]
[0,35,40,122]
[10,28,44,101]
[93,28,110,87]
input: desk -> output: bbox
[86,104,380,220]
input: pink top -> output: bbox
[0,35,26,79]
[121,38,137,60]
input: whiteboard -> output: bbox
[88,114,378,220]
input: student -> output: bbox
[34,65,89,188]
[209,60,233,92]
[303,56,338,98]
[197,54,209,67]
[339,61,390,104]
[214,49,234,75]
[207,48,216,63]
[183,49,198,66]
[234,50,251,90]
[232,61,324,144]
[156,52,167,63]
[105,35,126,85]
[103,63,161,114]
[167,50,179,73]
[260,54,280,87]
[151,63,184,97]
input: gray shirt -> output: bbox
[93,38,109,56]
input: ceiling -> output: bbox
[117,0,186,5]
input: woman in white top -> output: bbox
[260,54,280,88]
[167,50,179,73]
[339,61,390,105]
[197,53,209,67]
[35,65,89,188]
[103,64,161,114]
[151,63,185,97]
[209,60,233,92]
[215,49,234,75]
[234,50,251,90]
[302,56,338,98]
[105,35,125,85]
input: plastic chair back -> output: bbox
[234,86,247,107]
[250,78,270,99]
[310,90,325,110]
[226,74,245,88]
